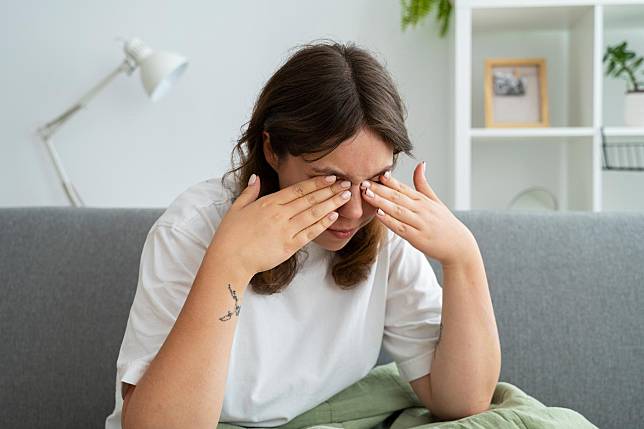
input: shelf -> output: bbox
[470,137,589,210]
[471,127,595,139]
[470,5,595,128]
[602,127,644,137]
[454,1,644,211]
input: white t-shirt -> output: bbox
[105,175,443,429]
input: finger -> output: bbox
[285,179,352,218]
[292,210,340,248]
[374,206,419,239]
[231,173,261,210]
[360,179,419,215]
[362,186,422,230]
[378,170,424,202]
[273,175,338,206]
[290,188,352,234]
[413,162,441,203]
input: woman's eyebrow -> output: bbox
[310,164,393,182]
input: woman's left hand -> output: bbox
[361,162,480,267]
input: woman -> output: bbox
[105,39,501,429]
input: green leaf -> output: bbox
[438,0,451,36]
[400,0,452,37]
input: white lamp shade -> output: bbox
[124,38,188,101]
[139,51,188,101]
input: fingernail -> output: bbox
[341,190,352,199]
[422,161,426,174]
[366,189,374,198]
[248,173,257,186]
[340,180,351,188]
[325,175,337,183]
[384,171,391,179]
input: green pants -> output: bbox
[217,362,598,429]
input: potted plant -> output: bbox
[603,41,644,127]
[400,0,452,37]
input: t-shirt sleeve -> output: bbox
[383,231,443,383]
[115,223,209,387]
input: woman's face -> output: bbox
[263,127,394,251]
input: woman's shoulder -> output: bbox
[151,174,239,241]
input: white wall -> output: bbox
[1,0,451,208]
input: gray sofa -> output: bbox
[1,207,642,429]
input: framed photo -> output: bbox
[484,58,549,128]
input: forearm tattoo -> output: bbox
[218,284,241,322]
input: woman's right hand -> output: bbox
[209,174,352,276]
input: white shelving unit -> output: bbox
[452,0,644,211]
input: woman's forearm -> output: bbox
[123,244,254,429]
[429,248,501,419]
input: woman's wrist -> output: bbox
[203,243,255,289]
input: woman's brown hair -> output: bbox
[222,39,415,295]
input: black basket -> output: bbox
[601,127,644,171]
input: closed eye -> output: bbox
[310,176,380,184]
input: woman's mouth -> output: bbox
[327,227,357,239]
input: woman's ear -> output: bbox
[263,131,279,172]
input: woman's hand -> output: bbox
[209,174,352,276]
[360,162,480,267]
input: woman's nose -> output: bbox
[337,183,364,219]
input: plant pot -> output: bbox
[625,90,644,127]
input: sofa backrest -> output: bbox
[1,207,642,429]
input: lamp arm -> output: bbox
[36,57,137,207]
[37,58,136,140]
[42,136,85,207]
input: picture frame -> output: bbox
[484,58,549,128]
